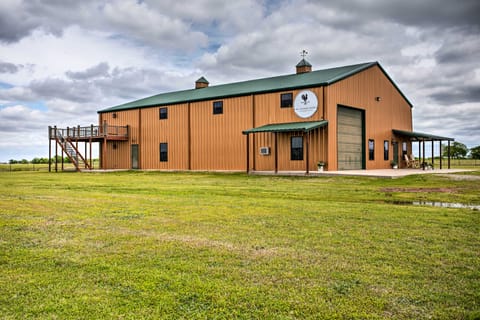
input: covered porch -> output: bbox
[242,120,328,174]
[392,129,455,170]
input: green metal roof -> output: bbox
[393,129,454,141]
[99,61,412,113]
[242,120,328,134]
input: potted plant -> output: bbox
[390,160,398,169]
[317,161,326,172]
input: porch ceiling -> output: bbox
[392,129,454,141]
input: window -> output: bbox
[160,143,168,162]
[281,93,293,108]
[402,142,407,157]
[291,136,303,161]
[368,139,375,161]
[112,113,117,119]
[384,140,389,161]
[159,107,168,119]
[213,101,223,114]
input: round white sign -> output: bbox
[294,90,318,118]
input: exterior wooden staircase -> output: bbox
[55,131,91,171]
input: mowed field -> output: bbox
[0,171,479,319]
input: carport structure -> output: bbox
[392,129,455,169]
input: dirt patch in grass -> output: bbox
[380,187,458,193]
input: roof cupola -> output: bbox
[195,76,209,89]
[296,50,312,74]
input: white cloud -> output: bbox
[103,0,208,51]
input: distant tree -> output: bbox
[442,142,468,159]
[9,159,17,164]
[470,146,480,159]
[20,159,29,164]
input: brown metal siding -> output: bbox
[252,89,326,171]
[326,66,412,170]
[254,89,324,126]
[190,96,252,170]
[139,104,189,170]
[99,109,139,169]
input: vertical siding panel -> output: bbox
[101,109,139,169]
[191,96,252,170]
[140,104,189,170]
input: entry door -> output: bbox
[337,106,364,170]
[393,142,399,167]
[131,144,139,169]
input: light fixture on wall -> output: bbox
[375,96,381,102]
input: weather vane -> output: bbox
[300,50,308,58]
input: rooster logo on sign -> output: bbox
[301,93,308,105]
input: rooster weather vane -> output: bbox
[300,49,308,58]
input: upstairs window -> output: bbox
[291,136,303,161]
[160,143,168,162]
[213,101,223,115]
[159,107,168,120]
[281,93,293,108]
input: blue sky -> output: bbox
[0,0,479,162]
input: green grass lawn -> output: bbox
[0,171,479,319]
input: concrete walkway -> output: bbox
[252,168,473,178]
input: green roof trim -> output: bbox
[243,120,328,134]
[99,61,412,113]
[393,129,454,141]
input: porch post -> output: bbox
[431,140,434,168]
[305,131,309,174]
[422,140,426,170]
[48,126,51,172]
[245,134,250,174]
[54,126,58,173]
[274,132,278,174]
[439,141,443,169]
[418,140,422,162]
[448,140,451,169]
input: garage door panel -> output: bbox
[337,106,363,170]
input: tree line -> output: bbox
[443,142,480,159]
[7,157,73,164]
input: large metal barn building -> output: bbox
[49,59,454,172]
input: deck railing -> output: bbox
[49,124,128,139]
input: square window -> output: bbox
[160,143,168,162]
[159,107,168,120]
[213,101,223,115]
[281,93,293,108]
[369,139,375,161]
[291,136,303,161]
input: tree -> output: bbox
[442,141,468,159]
[470,146,480,159]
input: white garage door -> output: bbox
[337,106,363,170]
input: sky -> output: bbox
[0,0,479,162]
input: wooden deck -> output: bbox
[48,124,129,142]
